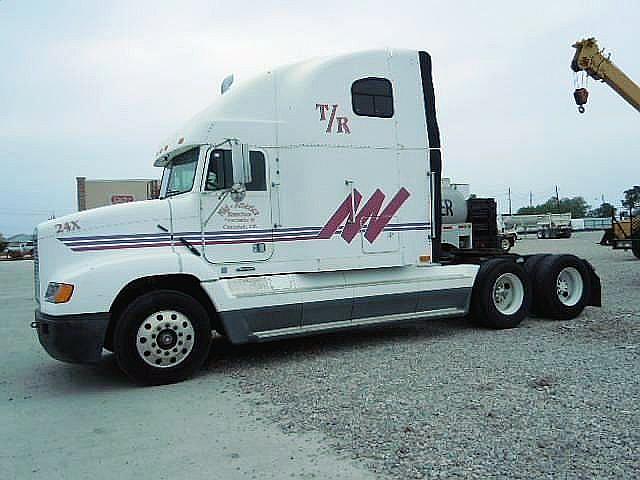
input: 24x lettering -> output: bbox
[55,221,80,235]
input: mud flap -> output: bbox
[583,260,602,307]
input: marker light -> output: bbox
[45,283,74,304]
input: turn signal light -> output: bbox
[45,283,74,304]
[419,255,431,263]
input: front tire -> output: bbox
[471,259,531,329]
[114,290,212,385]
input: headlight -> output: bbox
[45,283,74,304]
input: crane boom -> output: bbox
[571,38,640,112]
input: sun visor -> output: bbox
[154,144,202,167]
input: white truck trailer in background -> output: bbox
[571,217,613,231]
[32,49,601,385]
[502,213,572,238]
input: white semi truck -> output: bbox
[32,49,601,385]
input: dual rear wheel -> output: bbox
[527,254,591,320]
[471,255,592,329]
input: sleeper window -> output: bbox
[351,78,394,118]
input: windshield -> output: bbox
[159,148,199,198]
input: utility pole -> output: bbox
[508,188,512,215]
[529,191,533,208]
[555,185,560,209]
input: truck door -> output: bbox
[200,148,273,265]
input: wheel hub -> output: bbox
[136,310,195,368]
[492,273,524,315]
[556,267,583,307]
[157,329,178,349]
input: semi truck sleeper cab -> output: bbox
[33,49,601,385]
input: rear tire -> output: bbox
[523,254,551,316]
[114,290,212,385]
[471,259,531,329]
[533,255,591,320]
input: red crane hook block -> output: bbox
[573,88,589,113]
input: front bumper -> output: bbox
[34,309,110,364]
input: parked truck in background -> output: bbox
[441,180,517,253]
[6,234,35,259]
[32,49,601,385]
[502,212,572,238]
[536,213,573,239]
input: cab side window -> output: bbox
[205,150,233,191]
[351,77,394,118]
[205,150,267,191]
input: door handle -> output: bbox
[236,266,256,272]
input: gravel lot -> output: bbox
[215,232,640,479]
[3,231,639,479]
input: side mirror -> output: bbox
[231,140,252,185]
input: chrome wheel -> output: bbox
[136,310,195,368]
[556,267,583,307]
[501,238,511,251]
[492,273,525,315]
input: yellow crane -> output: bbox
[571,37,640,113]
[571,38,640,259]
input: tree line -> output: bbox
[516,185,640,219]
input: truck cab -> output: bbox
[33,49,601,385]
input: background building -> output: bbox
[76,177,160,211]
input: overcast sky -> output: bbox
[1,0,639,235]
